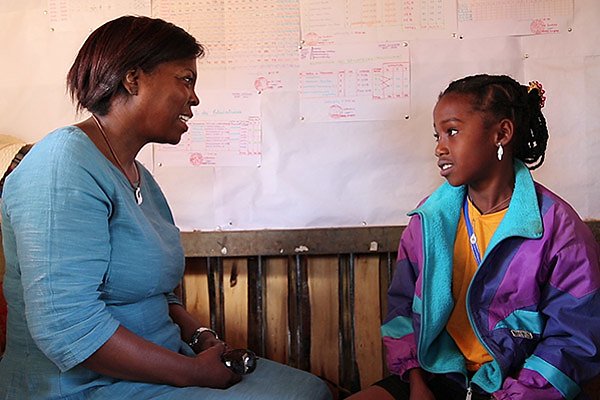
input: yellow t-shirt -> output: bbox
[447,198,507,371]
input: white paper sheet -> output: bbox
[299,0,457,42]
[299,41,410,122]
[153,0,300,92]
[457,0,573,38]
[153,91,261,168]
[46,0,151,31]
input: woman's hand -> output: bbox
[189,342,241,388]
[195,330,223,352]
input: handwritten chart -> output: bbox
[300,0,457,42]
[299,41,410,122]
[154,91,261,167]
[47,0,150,31]
[457,0,573,37]
[153,0,300,91]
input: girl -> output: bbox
[349,74,600,400]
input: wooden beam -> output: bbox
[181,221,600,257]
[181,226,404,257]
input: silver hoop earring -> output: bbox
[497,143,504,161]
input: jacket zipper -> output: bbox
[466,382,473,400]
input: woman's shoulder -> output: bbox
[35,125,91,152]
[24,126,103,168]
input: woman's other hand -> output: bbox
[190,342,241,389]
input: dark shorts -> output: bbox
[374,374,493,400]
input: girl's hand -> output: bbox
[190,342,241,388]
[409,384,435,400]
[408,368,435,400]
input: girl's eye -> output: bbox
[433,133,440,142]
[448,128,458,136]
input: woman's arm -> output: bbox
[82,325,240,388]
[168,302,221,352]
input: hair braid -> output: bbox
[440,74,549,169]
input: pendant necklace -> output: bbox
[91,115,143,205]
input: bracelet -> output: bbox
[188,327,219,350]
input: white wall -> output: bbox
[1,0,598,231]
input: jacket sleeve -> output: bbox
[381,215,423,380]
[494,214,600,400]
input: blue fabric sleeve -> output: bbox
[4,133,120,371]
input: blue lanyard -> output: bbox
[463,196,482,265]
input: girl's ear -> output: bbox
[496,118,514,147]
[122,68,140,96]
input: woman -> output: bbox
[349,74,600,399]
[0,16,331,400]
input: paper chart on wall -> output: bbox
[152,0,300,92]
[299,0,457,43]
[46,0,151,31]
[153,91,261,168]
[457,0,573,38]
[299,41,410,122]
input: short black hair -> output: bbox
[67,16,204,115]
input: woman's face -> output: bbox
[134,58,199,145]
[432,93,500,187]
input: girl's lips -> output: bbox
[439,162,453,177]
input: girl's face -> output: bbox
[432,93,500,188]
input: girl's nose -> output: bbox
[434,141,447,157]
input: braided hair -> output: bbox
[439,74,548,170]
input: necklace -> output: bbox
[91,115,143,205]
[469,194,511,215]
[484,195,511,214]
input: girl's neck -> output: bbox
[468,172,515,215]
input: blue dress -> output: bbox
[0,127,330,400]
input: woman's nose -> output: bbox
[190,90,200,107]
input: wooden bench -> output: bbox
[1,222,599,398]
[180,222,600,399]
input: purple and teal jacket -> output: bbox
[381,161,600,400]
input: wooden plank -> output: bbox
[247,256,266,357]
[354,255,384,389]
[181,221,600,257]
[339,254,360,394]
[223,258,248,349]
[287,255,311,370]
[183,258,210,327]
[181,226,405,257]
[207,257,225,336]
[308,256,339,387]
[264,257,288,364]
[379,252,394,376]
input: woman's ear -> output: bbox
[496,118,514,147]
[122,68,140,96]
